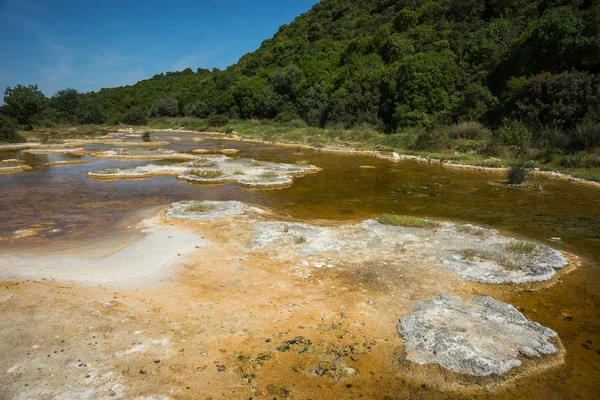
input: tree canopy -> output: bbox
[3,0,598,135]
[3,84,46,129]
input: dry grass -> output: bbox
[295,160,310,165]
[186,168,224,179]
[251,160,264,166]
[496,255,522,270]
[377,213,440,229]
[505,241,538,254]
[460,249,479,261]
[456,225,487,238]
[185,203,217,213]
[233,169,245,175]
[189,158,216,168]
[260,171,278,178]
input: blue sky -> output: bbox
[0,0,317,98]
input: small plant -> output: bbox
[295,160,310,165]
[185,203,216,213]
[251,160,264,166]
[187,168,224,179]
[294,236,306,244]
[534,180,548,192]
[506,160,530,185]
[505,241,538,254]
[377,213,440,229]
[282,225,290,233]
[260,171,278,178]
[233,169,245,175]
[142,132,151,142]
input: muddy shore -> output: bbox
[0,202,578,399]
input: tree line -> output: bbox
[2,0,599,151]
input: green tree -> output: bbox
[52,88,79,122]
[184,101,209,118]
[76,98,104,124]
[148,97,179,117]
[123,107,148,125]
[3,84,46,129]
[271,65,305,97]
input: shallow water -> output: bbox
[1,131,599,398]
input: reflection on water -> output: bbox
[1,131,599,398]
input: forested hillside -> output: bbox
[3,0,600,148]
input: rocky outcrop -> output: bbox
[398,294,560,376]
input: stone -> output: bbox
[398,294,560,376]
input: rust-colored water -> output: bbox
[1,131,599,398]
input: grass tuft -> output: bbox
[507,160,530,184]
[185,203,217,213]
[505,241,538,254]
[294,236,306,244]
[377,213,439,229]
[187,168,224,179]
[189,158,216,168]
[456,225,487,238]
[260,171,278,178]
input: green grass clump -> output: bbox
[505,241,538,254]
[294,236,306,244]
[233,169,245,175]
[377,213,440,229]
[506,160,530,184]
[187,168,224,178]
[185,203,216,213]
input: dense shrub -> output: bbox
[0,115,25,143]
[495,120,532,147]
[148,97,179,117]
[571,120,600,150]
[558,152,600,168]
[411,128,452,151]
[206,114,230,127]
[184,101,209,118]
[123,107,148,125]
[512,72,598,129]
[449,121,490,140]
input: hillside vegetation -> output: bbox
[2,0,600,173]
